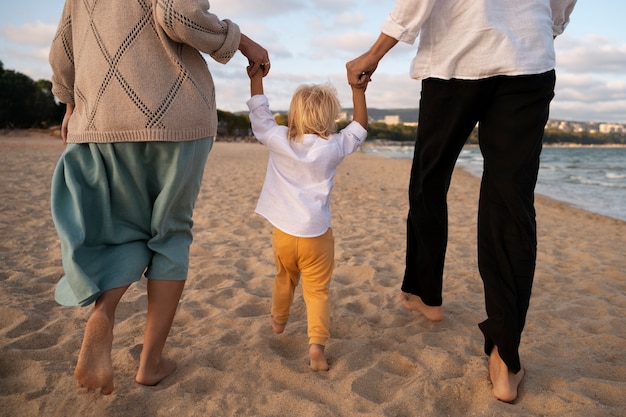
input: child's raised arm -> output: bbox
[351,85,368,129]
[248,66,264,97]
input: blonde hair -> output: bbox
[287,83,341,141]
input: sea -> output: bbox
[361,144,626,222]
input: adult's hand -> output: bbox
[239,34,270,77]
[346,33,398,88]
[346,53,378,89]
[61,103,74,145]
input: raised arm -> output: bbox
[248,66,264,97]
[351,85,368,130]
[239,34,270,77]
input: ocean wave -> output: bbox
[363,144,626,221]
[606,172,626,180]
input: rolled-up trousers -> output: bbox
[271,227,335,347]
[401,71,556,372]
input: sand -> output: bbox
[0,131,624,417]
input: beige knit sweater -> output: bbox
[49,0,241,143]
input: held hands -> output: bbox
[346,53,378,90]
[240,33,268,97]
[346,33,397,89]
[247,65,264,79]
[351,80,368,94]
[239,34,270,77]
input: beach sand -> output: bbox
[1,131,624,416]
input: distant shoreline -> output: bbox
[3,129,625,148]
[361,139,626,148]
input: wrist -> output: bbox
[369,33,397,60]
[238,34,250,51]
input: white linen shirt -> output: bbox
[247,94,368,238]
[382,0,577,80]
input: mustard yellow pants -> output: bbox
[271,227,334,346]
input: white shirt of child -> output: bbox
[247,94,367,238]
[382,0,577,81]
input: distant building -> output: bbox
[599,123,626,133]
[382,115,401,125]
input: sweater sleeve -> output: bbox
[155,0,241,64]
[48,0,75,105]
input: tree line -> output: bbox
[0,61,64,129]
[2,61,624,145]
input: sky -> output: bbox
[1,1,624,123]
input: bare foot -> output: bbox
[488,346,525,403]
[270,315,286,334]
[400,291,444,322]
[74,313,115,396]
[135,356,177,386]
[309,344,329,371]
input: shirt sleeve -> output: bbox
[381,0,437,44]
[550,0,577,36]
[335,121,368,156]
[246,94,280,145]
[48,0,75,105]
[154,0,241,64]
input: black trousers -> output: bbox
[401,71,556,372]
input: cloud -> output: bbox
[313,0,358,10]
[309,11,367,32]
[310,31,378,59]
[556,73,626,102]
[2,1,623,122]
[209,0,307,18]
[550,72,626,122]
[556,35,626,74]
[3,21,57,47]
[333,11,368,27]
[550,100,626,123]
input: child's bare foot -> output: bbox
[270,315,286,334]
[400,291,444,322]
[309,344,329,371]
[135,356,177,386]
[74,312,115,395]
[488,346,525,403]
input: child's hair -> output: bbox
[287,83,341,141]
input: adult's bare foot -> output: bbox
[270,315,286,334]
[74,313,115,396]
[488,346,525,403]
[309,344,329,371]
[400,291,443,322]
[135,356,177,386]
